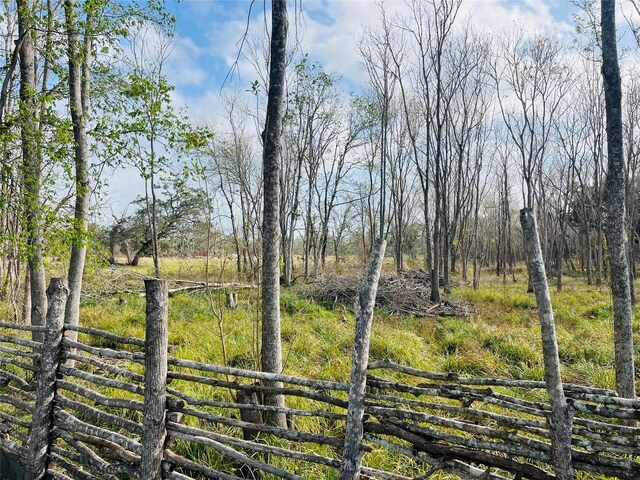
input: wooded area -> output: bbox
[0,0,639,478]
[2,0,640,306]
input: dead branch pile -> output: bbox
[304,270,471,317]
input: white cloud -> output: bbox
[101,164,145,213]
[167,35,208,87]
[288,0,571,87]
[462,0,572,35]
[170,88,226,124]
[296,0,402,85]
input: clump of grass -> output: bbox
[457,287,500,304]
[431,320,483,358]
[482,333,541,368]
[583,304,611,320]
[514,364,545,381]
[509,293,536,309]
[440,351,503,376]
[369,329,429,366]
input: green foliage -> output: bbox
[102,183,202,264]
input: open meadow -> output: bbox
[76,257,637,398]
[0,257,636,479]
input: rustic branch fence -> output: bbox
[0,278,637,479]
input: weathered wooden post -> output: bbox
[339,237,386,480]
[520,208,573,480]
[139,279,169,479]
[27,278,68,479]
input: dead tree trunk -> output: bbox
[139,279,169,478]
[27,278,68,479]
[339,237,386,480]
[520,209,573,480]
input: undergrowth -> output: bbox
[25,258,639,478]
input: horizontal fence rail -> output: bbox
[0,281,637,479]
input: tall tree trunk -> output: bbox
[556,226,565,293]
[626,139,637,305]
[472,168,481,290]
[21,268,30,323]
[63,0,92,363]
[596,217,604,287]
[443,230,451,295]
[282,151,303,287]
[585,224,593,285]
[431,172,441,302]
[601,0,636,401]
[260,0,288,429]
[17,0,46,341]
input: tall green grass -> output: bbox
[69,260,639,477]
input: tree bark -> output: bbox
[63,0,92,367]
[601,0,636,401]
[260,0,288,429]
[140,279,169,478]
[339,238,386,480]
[27,278,68,479]
[17,0,47,341]
[520,209,573,480]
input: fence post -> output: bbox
[139,279,169,479]
[27,278,68,479]
[339,238,386,480]
[520,208,573,480]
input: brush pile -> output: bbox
[305,269,472,318]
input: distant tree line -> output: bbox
[98,0,640,303]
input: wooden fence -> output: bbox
[0,279,638,479]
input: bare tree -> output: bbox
[359,6,400,246]
[388,101,418,272]
[442,28,489,292]
[215,94,262,279]
[405,0,462,302]
[623,74,640,304]
[553,93,585,292]
[389,19,433,276]
[284,59,343,279]
[494,135,517,284]
[493,31,571,290]
[313,106,363,273]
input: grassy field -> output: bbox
[77,257,638,393]
[2,257,630,479]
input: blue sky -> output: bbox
[157,0,640,122]
[156,0,587,123]
[104,0,624,211]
